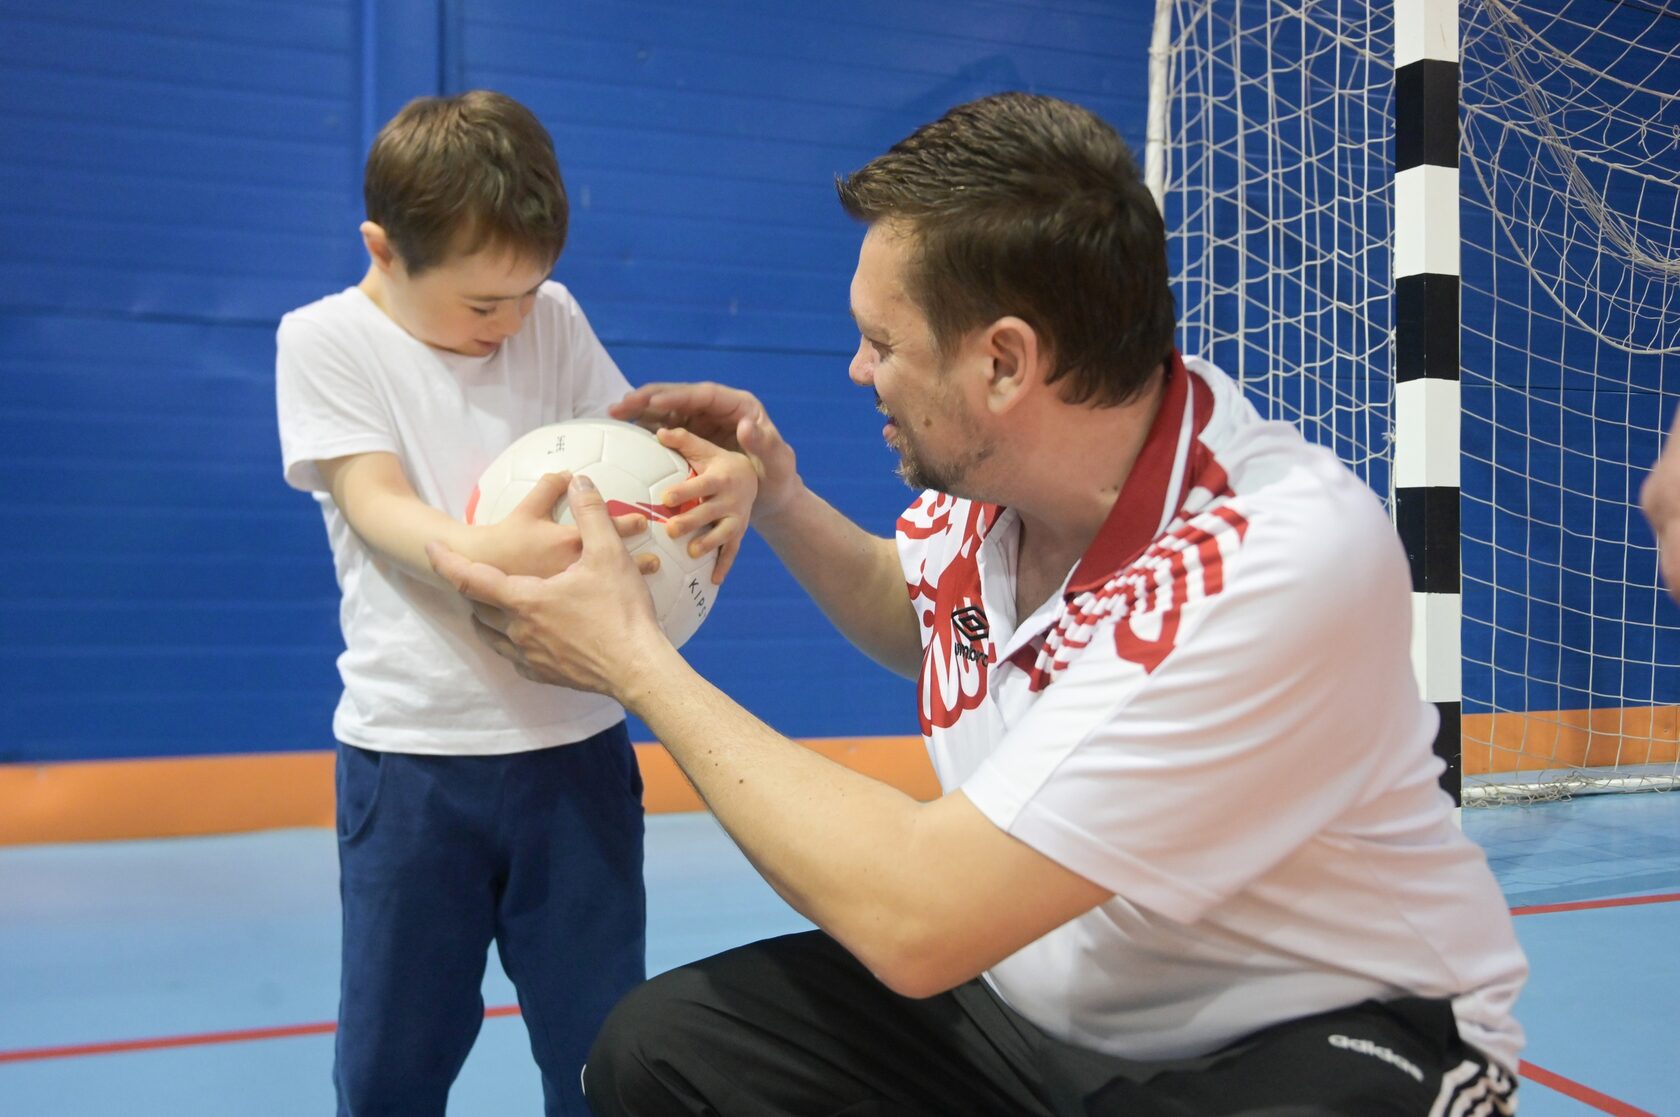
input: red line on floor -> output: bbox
[1521,1060,1657,1116]
[0,1004,524,1064]
[0,1005,1662,1117]
[1510,891,1680,917]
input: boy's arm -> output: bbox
[317,452,475,588]
[613,382,922,678]
[317,451,652,590]
[646,428,758,584]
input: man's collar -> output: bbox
[1066,350,1206,595]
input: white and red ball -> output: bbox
[466,418,718,648]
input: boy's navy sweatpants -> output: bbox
[333,722,646,1117]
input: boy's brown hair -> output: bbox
[364,90,568,276]
[837,92,1175,408]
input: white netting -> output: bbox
[1460,0,1680,802]
[1148,0,1680,804]
[1149,0,1396,502]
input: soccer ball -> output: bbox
[466,418,718,648]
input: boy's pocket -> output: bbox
[335,744,386,843]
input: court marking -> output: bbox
[2,896,1669,1116]
[1503,890,1676,1113]
[0,1005,521,1065]
[1,1012,1654,1115]
[1508,891,1680,918]
[1519,1060,1658,1117]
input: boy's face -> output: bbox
[364,224,552,357]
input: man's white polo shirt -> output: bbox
[896,353,1527,1069]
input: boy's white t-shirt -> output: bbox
[275,281,632,755]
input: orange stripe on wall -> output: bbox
[10,702,1671,846]
[637,736,939,813]
[1462,705,1680,774]
[0,738,936,848]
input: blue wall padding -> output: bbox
[0,1,1152,761]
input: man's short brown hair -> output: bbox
[837,93,1175,407]
[364,90,568,276]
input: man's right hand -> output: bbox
[612,382,804,522]
[478,473,658,579]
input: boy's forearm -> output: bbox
[753,487,922,678]
[341,486,479,588]
[320,453,480,589]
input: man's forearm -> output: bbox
[622,641,937,979]
[753,487,922,678]
[420,472,1113,999]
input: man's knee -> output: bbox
[582,969,708,1116]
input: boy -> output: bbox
[275,90,753,1116]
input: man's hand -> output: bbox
[475,473,658,579]
[612,382,804,522]
[615,381,920,677]
[655,428,757,583]
[428,474,670,694]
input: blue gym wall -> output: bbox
[0,1,1151,763]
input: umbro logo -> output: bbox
[951,605,989,642]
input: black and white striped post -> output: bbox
[1395,0,1462,804]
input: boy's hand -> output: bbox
[476,473,660,579]
[654,429,757,584]
[611,382,803,523]
[429,474,665,695]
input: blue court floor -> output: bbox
[1,794,1676,1115]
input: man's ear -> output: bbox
[982,316,1044,415]
[360,221,398,274]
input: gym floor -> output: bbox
[2,794,1675,1115]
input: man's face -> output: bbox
[381,246,551,357]
[847,224,993,495]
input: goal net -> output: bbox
[1147,0,1396,502]
[1148,0,1680,803]
[1460,0,1680,801]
